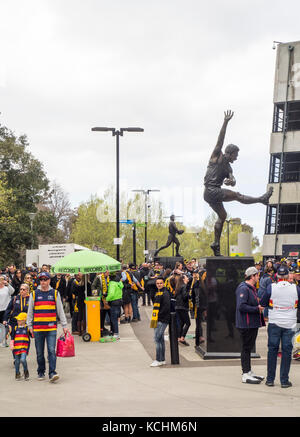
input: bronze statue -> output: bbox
[204,110,273,256]
[154,214,184,257]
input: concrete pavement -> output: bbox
[1,306,300,417]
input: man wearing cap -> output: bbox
[26,272,69,382]
[260,264,300,388]
[235,266,265,384]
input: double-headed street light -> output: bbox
[91,127,144,261]
[132,189,160,261]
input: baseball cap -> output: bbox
[245,267,259,277]
[277,265,289,276]
[38,272,51,279]
[15,312,27,321]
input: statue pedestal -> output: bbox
[196,256,261,360]
[154,256,184,270]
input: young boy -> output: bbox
[10,312,31,381]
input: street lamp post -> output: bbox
[28,213,36,249]
[132,189,160,261]
[225,218,241,256]
[91,127,144,261]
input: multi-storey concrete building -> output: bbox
[263,40,300,259]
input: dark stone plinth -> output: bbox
[196,256,261,360]
[154,256,184,270]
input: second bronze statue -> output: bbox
[154,215,184,257]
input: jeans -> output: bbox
[238,328,258,374]
[110,305,121,335]
[267,323,294,384]
[154,322,168,362]
[14,353,28,374]
[130,292,140,320]
[34,330,57,377]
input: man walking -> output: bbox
[235,267,265,384]
[150,277,171,367]
[260,264,300,388]
[27,271,69,382]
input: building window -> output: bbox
[269,152,300,183]
[273,103,285,132]
[265,205,277,234]
[273,101,300,132]
[265,204,300,234]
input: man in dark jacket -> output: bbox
[236,266,265,384]
[150,277,171,367]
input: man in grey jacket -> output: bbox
[27,271,69,382]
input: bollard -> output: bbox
[169,311,180,365]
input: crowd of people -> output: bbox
[236,257,300,388]
[0,256,300,384]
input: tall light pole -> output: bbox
[28,212,36,249]
[91,127,144,261]
[225,217,241,256]
[132,189,160,261]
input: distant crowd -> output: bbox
[0,256,300,382]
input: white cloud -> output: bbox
[1,0,300,244]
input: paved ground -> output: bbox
[1,305,300,418]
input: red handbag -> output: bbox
[56,332,75,357]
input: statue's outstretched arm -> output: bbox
[210,110,234,161]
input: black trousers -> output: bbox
[238,328,258,374]
[176,309,191,338]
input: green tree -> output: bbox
[0,123,60,265]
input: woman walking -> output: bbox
[175,274,191,346]
[0,275,15,347]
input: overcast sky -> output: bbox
[1,0,300,244]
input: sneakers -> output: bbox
[15,372,21,381]
[150,360,163,367]
[49,372,60,383]
[242,372,262,384]
[179,340,189,346]
[281,381,292,388]
[24,370,29,381]
[265,380,275,387]
[160,361,166,365]
[37,374,45,380]
[249,370,264,381]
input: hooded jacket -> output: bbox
[106,280,124,305]
[235,281,265,329]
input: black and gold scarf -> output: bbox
[150,290,163,328]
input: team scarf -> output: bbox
[101,274,109,293]
[72,279,84,312]
[25,280,35,294]
[189,278,195,311]
[165,276,175,296]
[150,290,164,329]
[126,271,138,291]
